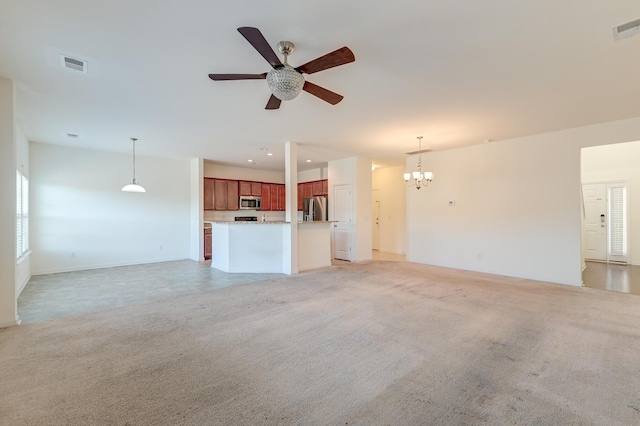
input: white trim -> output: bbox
[31,257,190,276]
[0,318,21,328]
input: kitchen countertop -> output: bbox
[204,220,334,225]
[207,220,288,224]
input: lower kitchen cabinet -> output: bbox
[204,228,212,260]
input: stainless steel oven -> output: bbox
[239,196,262,210]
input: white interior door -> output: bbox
[333,184,351,260]
[582,183,607,261]
[372,191,380,251]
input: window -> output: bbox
[607,183,627,262]
[16,170,29,258]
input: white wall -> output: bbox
[372,165,407,254]
[15,126,30,295]
[328,156,372,262]
[355,157,373,261]
[30,143,191,274]
[0,77,18,327]
[298,167,328,182]
[581,141,640,265]
[204,162,284,183]
[407,116,640,286]
[190,158,204,261]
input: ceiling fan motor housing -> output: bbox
[266,65,304,101]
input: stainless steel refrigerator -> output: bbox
[303,196,328,221]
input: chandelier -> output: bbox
[403,136,433,190]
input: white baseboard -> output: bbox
[32,257,190,276]
[17,273,31,297]
[0,317,21,328]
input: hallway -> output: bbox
[582,261,640,296]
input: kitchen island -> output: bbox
[209,221,332,273]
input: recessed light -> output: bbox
[67,133,78,138]
[306,159,311,163]
[247,159,254,163]
[267,152,273,156]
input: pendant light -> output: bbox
[403,136,434,190]
[121,137,146,192]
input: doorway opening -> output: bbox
[581,141,640,294]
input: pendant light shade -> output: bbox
[122,138,146,193]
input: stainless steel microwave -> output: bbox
[239,196,262,210]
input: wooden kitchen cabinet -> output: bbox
[297,184,304,211]
[239,181,262,196]
[278,184,285,210]
[303,182,313,200]
[267,184,286,211]
[214,179,239,211]
[312,180,323,196]
[204,228,212,260]
[322,179,328,196]
[227,180,239,210]
[204,178,215,210]
[270,184,280,211]
[261,184,271,210]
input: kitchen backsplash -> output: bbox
[203,210,291,222]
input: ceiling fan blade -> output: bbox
[296,47,355,74]
[302,81,344,105]
[265,94,282,110]
[208,73,266,81]
[237,27,283,68]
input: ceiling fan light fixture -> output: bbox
[266,65,304,101]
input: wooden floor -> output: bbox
[582,261,640,295]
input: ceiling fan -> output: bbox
[208,27,355,110]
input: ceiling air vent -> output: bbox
[613,18,640,40]
[60,55,87,73]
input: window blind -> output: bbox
[608,185,625,257]
[16,170,29,258]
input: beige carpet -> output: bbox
[2,261,640,425]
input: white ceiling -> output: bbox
[1,1,639,171]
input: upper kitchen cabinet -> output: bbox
[267,183,286,211]
[239,181,262,196]
[297,184,304,211]
[261,184,271,210]
[296,179,328,210]
[204,178,215,210]
[312,180,324,196]
[214,179,239,211]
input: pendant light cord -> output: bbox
[131,137,137,183]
